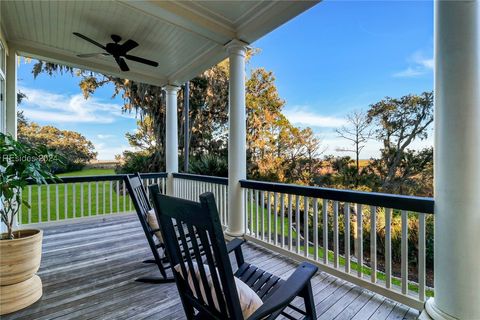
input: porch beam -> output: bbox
[225,39,249,237]
[163,85,180,196]
[5,47,17,138]
[422,1,479,319]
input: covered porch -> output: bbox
[1,1,479,319]
[1,212,418,320]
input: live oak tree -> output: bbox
[366,91,434,194]
[33,61,228,171]
[125,115,156,152]
[17,112,97,173]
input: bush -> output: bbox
[189,154,228,177]
[115,151,158,174]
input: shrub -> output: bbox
[189,154,228,177]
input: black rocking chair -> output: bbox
[125,173,175,284]
[149,189,318,320]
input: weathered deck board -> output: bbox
[4,214,419,319]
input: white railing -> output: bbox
[17,173,167,226]
[240,179,434,311]
[172,173,229,227]
[18,170,434,310]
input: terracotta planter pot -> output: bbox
[0,229,43,315]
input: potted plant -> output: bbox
[0,133,61,315]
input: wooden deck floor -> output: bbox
[4,214,419,320]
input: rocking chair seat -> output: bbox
[174,261,264,318]
[228,239,318,319]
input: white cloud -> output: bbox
[393,50,433,78]
[393,67,425,78]
[283,106,347,128]
[97,134,116,139]
[94,142,132,160]
[19,87,124,123]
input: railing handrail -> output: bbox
[240,179,434,214]
[172,172,228,185]
[26,172,168,185]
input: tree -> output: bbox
[366,92,434,193]
[366,147,433,196]
[335,110,372,184]
[17,114,97,173]
[245,68,323,184]
[31,60,230,172]
[30,59,324,184]
[125,115,156,152]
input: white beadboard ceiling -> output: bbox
[0,0,318,86]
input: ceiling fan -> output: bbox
[73,32,159,72]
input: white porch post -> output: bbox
[422,1,479,319]
[225,40,248,237]
[163,85,180,196]
[5,48,17,138]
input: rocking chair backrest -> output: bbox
[125,173,168,279]
[126,173,152,218]
[149,189,244,320]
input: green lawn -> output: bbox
[247,201,434,297]
[19,168,133,224]
[59,168,117,177]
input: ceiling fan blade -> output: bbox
[125,55,159,67]
[73,32,106,50]
[121,39,139,53]
[115,56,130,72]
[77,53,110,58]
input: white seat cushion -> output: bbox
[174,262,263,318]
[146,209,163,243]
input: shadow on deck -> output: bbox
[4,214,419,320]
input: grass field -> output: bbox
[19,168,133,224]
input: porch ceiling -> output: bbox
[0,0,318,86]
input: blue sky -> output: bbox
[17,1,434,160]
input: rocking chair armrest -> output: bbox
[226,238,245,253]
[247,262,318,320]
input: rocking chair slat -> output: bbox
[247,269,266,289]
[257,276,281,299]
[197,227,229,316]
[234,263,250,278]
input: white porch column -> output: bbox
[163,85,180,196]
[225,40,248,237]
[422,1,479,319]
[5,48,17,138]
